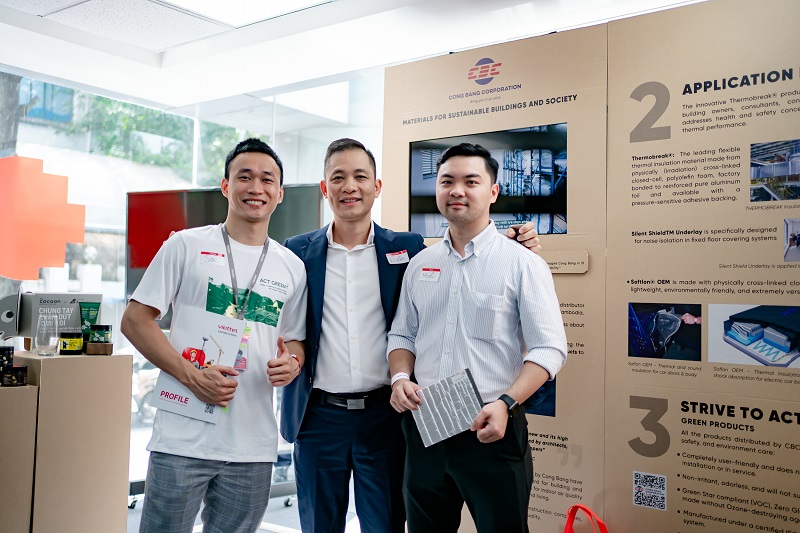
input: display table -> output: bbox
[13,352,132,533]
[0,385,38,533]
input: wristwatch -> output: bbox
[498,394,519,413]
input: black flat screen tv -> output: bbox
[126,185,322,327]
[409,124,567,238]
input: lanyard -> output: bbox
[220,225,270,320]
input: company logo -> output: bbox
[259,278,288,289]
[467,58,501,85]
[41,299,62,304]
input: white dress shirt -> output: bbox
[315,222,390,393]
[387,221,567,403]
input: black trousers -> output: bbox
[294,389,405,533]
[401,407,533,533]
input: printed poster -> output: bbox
[606,0,800,531]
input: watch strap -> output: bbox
[498,393,518,412]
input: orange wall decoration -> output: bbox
[0,156,85,280]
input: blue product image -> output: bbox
[722,306,800,367]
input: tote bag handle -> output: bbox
[563,504,609,533]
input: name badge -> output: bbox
[200,251,226,266]
[420,268,440,282]
[386,250,410,264]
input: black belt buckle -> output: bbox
[316,387,390,410]
[346,398,366,410]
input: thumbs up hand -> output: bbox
[267,336,302,386]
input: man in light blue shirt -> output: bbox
[388,142,567,532]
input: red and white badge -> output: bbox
[420,267,440,282]
[386,250,410,265]
[200,251,226,266]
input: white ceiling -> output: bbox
[0,0,705,117]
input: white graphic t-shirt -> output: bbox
[132,224,307,462]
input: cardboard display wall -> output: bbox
[606,0,800,531]
[0,385,38,533]
[382,0,799,531]
[14,352,132,533]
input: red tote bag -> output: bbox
[563,504,609,533]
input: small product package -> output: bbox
[18,292,103,340]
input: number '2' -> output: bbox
[630,81,671,143]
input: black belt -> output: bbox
[312,386,391,410]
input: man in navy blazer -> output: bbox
[281,139,541,532]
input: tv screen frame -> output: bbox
[408,124,568,238]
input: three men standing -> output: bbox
[125,137,552,533]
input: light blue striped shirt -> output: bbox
[387,221,567,403]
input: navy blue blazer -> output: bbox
[280,223,425,443]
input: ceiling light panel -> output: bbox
[161,0,332,27]
[44,0,229,51]
[0,0,83,16]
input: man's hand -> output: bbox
[186,365,239,407]
[470,400,508,443]
[267,336,301,387]
[390,379,423,413]
[681,313,701,324]
[506,223,542,254]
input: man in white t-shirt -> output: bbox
[121,138,308,533]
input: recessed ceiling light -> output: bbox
[161,0,332,27]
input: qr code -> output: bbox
[204,404,215,415]
[633,471,667,511]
